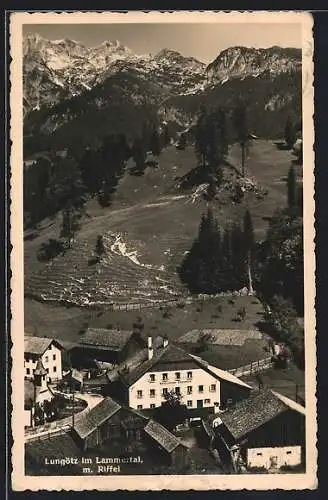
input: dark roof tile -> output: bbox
[73,397,121,439]
[79,328,134,351]
[144,420,183,453]
[220,389,302,440]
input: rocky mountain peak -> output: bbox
[206,45,301,83]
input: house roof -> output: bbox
[79,328,134,351]
[67,369,83,385]
[73,397,121,439]
[220,389,305,440]
[144,420,183,453]
[190,356,252,390]
[120,343,251,390]
[119,344,199,386]
[24,336,63,355]
[25,432,81,471]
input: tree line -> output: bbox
[24,121,171,232]
[179,207,255,295]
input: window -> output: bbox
[137,405,143,410]
[137,390,143,399]
[46,368,49,374]
[187,386,192,394]
[150,389,155,398]
[210,384,216,392]
[162,388,168,396]
[53,354,56,361]
[187,400,192,407]
[150,374,155,382]
[198,385,204,393]
[45,356,49,363]
[187,371,192,379]
[175,372,180,380]
[175,387,181,395]
[286,451,292,455]
[162,373,168,381]
[53,366,57,373]
[257,453,262,456]
[204,399,210,404]
[26,368,30,375]
[150,404,156,409]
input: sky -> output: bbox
[23,23,302,63]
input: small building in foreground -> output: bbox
[70,328,145,366]
[212,389,306,472]
[71,396,189,471]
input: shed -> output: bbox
[72,328,143,365]
[144,420,188,470]
[216,389,306,471]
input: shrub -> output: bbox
[37,238,64,262]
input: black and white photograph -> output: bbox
[10,10,316,491]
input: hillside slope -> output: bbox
[25,141,298,309]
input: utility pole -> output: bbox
[295,384,298,403]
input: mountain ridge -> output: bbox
[23,33,301,114]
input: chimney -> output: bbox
[163,335,169,348]
[148,336,153,360]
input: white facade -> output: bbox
[247,445,302,470]
[129,367,221,411]
[25,343,63,381]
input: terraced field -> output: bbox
[25,231,183,307]
[25,141,296,322]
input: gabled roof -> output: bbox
[144,420,183,453]
[79,328,134,351]
[73,397,121,439]
[120,343,252,390]
[119,344,199,386]
[220,389,305,440]
[24,336,64,355]
[190,355,252,389]
[66,368,83,385]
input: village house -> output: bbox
[211,388,306,472]
[24,359,55,427]
[69,328,145,367]
[71,396,189,471]
[114,337,252,414]
[24,336,64,382]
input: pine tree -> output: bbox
[243,209,255,294]
[233,100,248,176]
[150,129,161,156]
[163,124,170,147]
[195,105,207,167]
[95,235,105,258]
[287,166,297,210]
[132,137,146,174]
[285,116,296,149]
[60,207,80,248]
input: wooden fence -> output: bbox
[227,356,274,377]
[102,291,256,313]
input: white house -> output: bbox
[118,337,252,413]
[24,336,64,382]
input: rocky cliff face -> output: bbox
[206,46,301,84]
[23,34,207,113]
